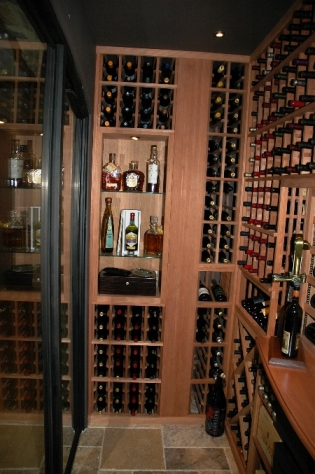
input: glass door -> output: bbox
[0,2,89,473]
[0,9,47,471]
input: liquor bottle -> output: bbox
[100,197,114,254]
[144,215,163,256]
[125,212,138,255]
[101,153,121,191]
[211,279,227,302]
[122,161,144,191]
[281,287,302,358]
[146,144,160,192]
[199,283,212,301]
[205,373,226,437]
[7,139,24,187]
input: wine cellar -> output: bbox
[1,0,315,472]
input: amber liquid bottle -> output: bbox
[122,161,144,191]
[144,216,163,256]
[100,197,114,253]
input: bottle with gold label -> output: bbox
[100,197,114,254]
[102,153,121,191]
[125,212,138,255]
[122,161,144,192]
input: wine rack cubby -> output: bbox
[92,304,163,416]
[99,54,176,130]
[0,300,70,413]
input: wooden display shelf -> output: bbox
[257,335,315,460]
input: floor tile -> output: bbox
[162,424,230,448]
[164,447,230,471]
[101,428,165,470]
[64,446,101,474]
[224,447,240,474]
[78,427,105,446]
[0,425,44,469]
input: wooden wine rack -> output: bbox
[225,1,315,472]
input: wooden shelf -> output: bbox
[257,335,315,460]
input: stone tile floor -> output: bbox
[0,424,239,474]
[65,424,239,474]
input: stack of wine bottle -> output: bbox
[100,54,175,129]
[94,304,162,343]
[251,3,315,88]
[95,380,157,415]
[0,47,46,125]
[0,300,70,412]
[240,183,305,280]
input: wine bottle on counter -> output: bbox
[205,373,226,437]
[281,287,302,358]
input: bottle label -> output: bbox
[8,158,24,179]
[105,217,113,248]
[205,405,226,436]
[281,330,290,354]
[126,172,138,188]
[282,331,300,354]
[148,163,158,184]
[126,231,138,250]
[199,288,210,298]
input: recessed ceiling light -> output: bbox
[131,136,140,140]
[215,31,225,38]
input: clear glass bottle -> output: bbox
[101,153,121,191]
[7,139,24,187]
[146,145,160,192]
[122,161,144,192]
[100,197,114,253]
[125,212,138,255]
[143,216,163,256]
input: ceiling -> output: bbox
[81,0,297,56]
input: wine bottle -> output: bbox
[157,108,170,129]
[142,59,154,83]
[211,279,227,302]
[160,59,173,84]
[281,287,302,358]
[198,283,212,301]
[205,374,226,437]
[123,59,137,82]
